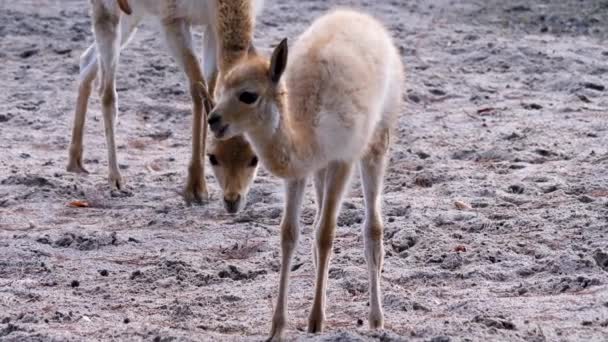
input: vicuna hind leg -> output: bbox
[68,8,140,177]
[92,6,125,189]
[163,20,210,204]
[308,161,353,333]
[311,167,327,270]
[359,126,390,329]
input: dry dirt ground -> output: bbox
[1,0,608,341]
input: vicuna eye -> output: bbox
[208,154,219,166]
[249,156,259,167]
[239,91,259,104]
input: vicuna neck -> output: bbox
[246,89,315,179]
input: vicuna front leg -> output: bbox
[309,162,353,333]
[163,20,210,204]
[269,178,306,342]
[359,129,390,330]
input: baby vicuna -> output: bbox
[208,9,404,339]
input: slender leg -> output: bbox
[308,161,353,333]
[91,6,124,189]
[311,167,326,270]
[359,127,390,330]
[268,178,306,342]
[67,43,98,174]
[67,11,140,176]
[163,20,210,204]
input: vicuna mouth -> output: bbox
[224,199,241,214]
[214,125,229,139]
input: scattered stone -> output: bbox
[578,195,595,204]
[412,302,431,312]
[218,265,266,281]
[53,48,72,55]
[414,175,433,188]
[523,103,543,110]
[454,200,472,210]
[454,245,467,253]
[429,88,446,96]
[474,316,516,330]
[504,132,523,140]
[594,250,608,272]
[542,185,559,194]
[407,93,421,103]
[19,49,39,58]
[582,82,605,91]
[578,94,592,103]
[130,270,142,280]
[416,151,430,159]
[509,185,525,194]
[534,148,555,157]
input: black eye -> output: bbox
[249,156,259,167]
[208,154,219,166]
[239,91,259,104]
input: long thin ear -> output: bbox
[117,0,132,15]
[269,38,288,83]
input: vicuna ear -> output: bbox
[269,38,288,83]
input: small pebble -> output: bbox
[509,185,525,194]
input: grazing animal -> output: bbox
[208,9,404,340]
[67,0,262,209]
[207,134,259,213]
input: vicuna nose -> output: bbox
[224,194,242,214]
[208,113,222,130]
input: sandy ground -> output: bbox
[1,0,608,341]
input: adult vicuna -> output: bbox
[208,9,404,340]
[67,0,263,205]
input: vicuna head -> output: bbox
[207,135,259,214]
[208,39,288,141]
